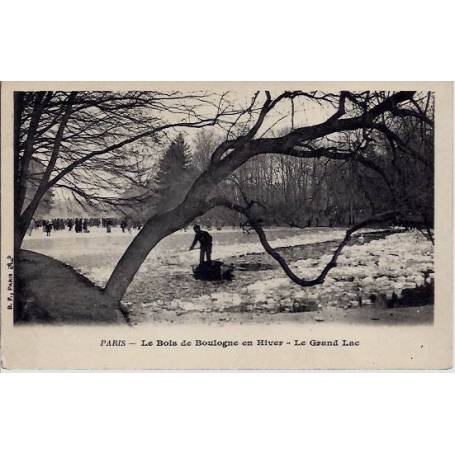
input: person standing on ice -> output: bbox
[189,225,213,265]
[45,220,52,237]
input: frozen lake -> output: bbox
[24,226,305,257]
[21,227,434,324]
[22,226,347,285]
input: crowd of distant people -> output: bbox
[27,217,143,237]
[26,215,230,238]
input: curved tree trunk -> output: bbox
[103,142,256,302]
[103,165,227,301]
[102,91,418,303]
[103,201,203,302]
[103,143,255,302]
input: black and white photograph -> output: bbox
[0,81,452,370]
[11,86,436,324]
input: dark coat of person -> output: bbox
[189,227,213,265]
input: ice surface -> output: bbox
[165,230,433,313]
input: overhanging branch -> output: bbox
[206,196,413,288]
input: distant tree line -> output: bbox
[123,112,432,230]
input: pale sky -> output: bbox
[50,87,338,211]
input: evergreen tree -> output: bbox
[151,133,193,214]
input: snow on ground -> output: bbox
[24,226,431,317]
[166,231,433,314]
[23,225,434,322]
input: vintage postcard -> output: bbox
[0,81,452,370]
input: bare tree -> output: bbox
[103,90,433,303]
[192,130,220,171]
[16,89,433,314]
[15,90,239,249]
